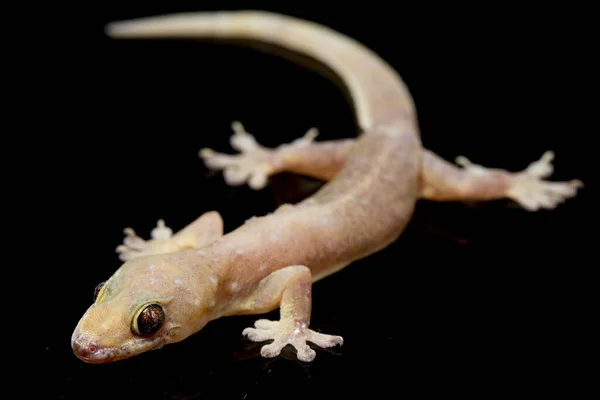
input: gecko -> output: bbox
[71,10,583,364]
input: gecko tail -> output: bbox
[103,10,416,132]
[104,11,275,40]
[104,12,217,38]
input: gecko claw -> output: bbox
[242,319,343,362]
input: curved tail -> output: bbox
[105,10,416,132]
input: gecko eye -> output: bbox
[132,304,165,336]
[93,281,106,302]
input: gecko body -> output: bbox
[72,11,582,363]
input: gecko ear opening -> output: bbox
[131,304,165,336]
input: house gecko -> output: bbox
[71,10,583,363]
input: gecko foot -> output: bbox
[199,121,318,190]
[457,151,584,211]
[507,151,583,211]
[116,219,173,261]
[242,319,343,362]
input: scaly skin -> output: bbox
[72,11,582,364]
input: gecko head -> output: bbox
[71,254,213,363]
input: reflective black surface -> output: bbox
[38,3,590,399]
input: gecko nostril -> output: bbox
[72,337,102,361]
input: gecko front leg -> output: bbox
[230,265,343,362]
[116,211,224,261]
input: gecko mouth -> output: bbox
[72,340,115,363]
[72,330,166,363]
[71,328,123,364]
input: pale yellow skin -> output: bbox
[72,11,583,364]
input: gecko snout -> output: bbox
[71,333,112,363]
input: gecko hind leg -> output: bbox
[421,149,583,211]
[235,265,343,362]
[200,121,318,190]
[457,151,583,211]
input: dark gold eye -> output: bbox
[93,281,106,301]
[133,304,165,336]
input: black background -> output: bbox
[33,2,593,399]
